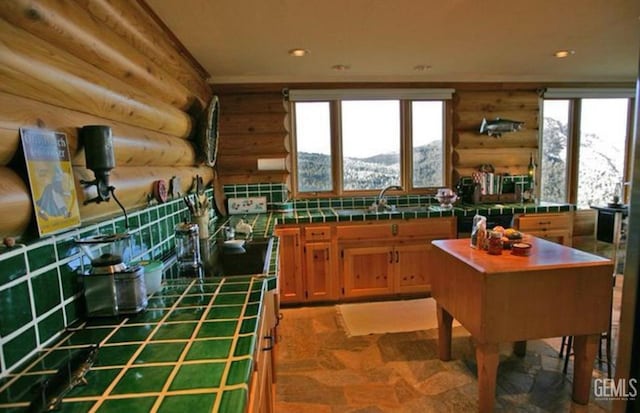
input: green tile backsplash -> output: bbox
[0,191,212,376]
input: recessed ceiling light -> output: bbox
[288,48,309,57]
[554,49,575,58]
[332,64,351,71]
[414,64,432,71]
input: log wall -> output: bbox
[0,0,211,239]
[452,90,540,182]
[215,92,291,186]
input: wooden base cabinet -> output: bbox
[304,242,335,301]
[274,227,304,303]
[395,243,433,293]
[247,291,277,413]
[277,218,455,303]
[342,246,395,297]
[342,242,433,298]
[276,225,337,303]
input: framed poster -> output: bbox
[20,128,81,236]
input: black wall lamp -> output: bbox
[79,125,115,204]
[79,125,128,227]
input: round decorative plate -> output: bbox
[200,95,220,167]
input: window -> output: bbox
[541,100,569,203]
[341,100,401,190]
[412,101,444,188]
[541,92,632,209]
[577,99,628,208]
[294,102,332,192]
[291,89,449,196]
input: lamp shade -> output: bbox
[80,125,115,172]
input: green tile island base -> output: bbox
[0,276,273,413]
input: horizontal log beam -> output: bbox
[218,133,289,156]
[218,112,287,135]
[75,0,212,106]
[0,167,33,238]
[453,148,533,169]
[454,91,540,112]
[0,0,194,110]
[75,165,213,220]
[218,93,287,114]
[454,130,539,149]
[0,19,192,137]
[217,171,290,186]
[0,92,197,167]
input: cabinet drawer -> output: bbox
[515,213,572,231]
[396,217,456,239]
[337,223,395,240]
[304,225,331,241]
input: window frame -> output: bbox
[290,97,450,198]
[540,96,635,208]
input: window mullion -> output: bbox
[567,99,581,205]
[331,100,343,197]
[401,100,411,192]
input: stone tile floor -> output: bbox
[275,237,623,412]
[275,305,616,412]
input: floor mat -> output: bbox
[336,297,459,336]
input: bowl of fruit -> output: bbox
[491,226,523,249]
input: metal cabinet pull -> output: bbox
[262,335,274,351]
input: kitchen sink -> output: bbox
[334,208,370,216]
[208,236,274,276]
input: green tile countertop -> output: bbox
[0,276,272,413]
[271,202,574,225]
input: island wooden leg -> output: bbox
[513,340,527,357]
[476,342,500,413]
[572,334,599,404]
[436,304,453,361]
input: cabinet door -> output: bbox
[304,242,335,301]
[342,246,394,297]
[274,227,304,303]
[395,243,432,293]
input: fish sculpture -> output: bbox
[27,345,99,413]
[479,117,524,137]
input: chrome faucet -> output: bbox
[371,185,402,212]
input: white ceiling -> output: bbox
[146,0,640,85]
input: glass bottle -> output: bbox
[487,230,503,255]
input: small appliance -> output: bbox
[76,233,147,317]
[175,222,203,277]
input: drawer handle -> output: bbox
[538,221,551,225]
[262,335,274,351]
[389,251,393,263]
[311,231,325,237]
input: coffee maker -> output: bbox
[76,233,147,317]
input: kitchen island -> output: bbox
[431,237,613,412]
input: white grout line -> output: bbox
[149,279,226,412]
[87,278,199,413]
